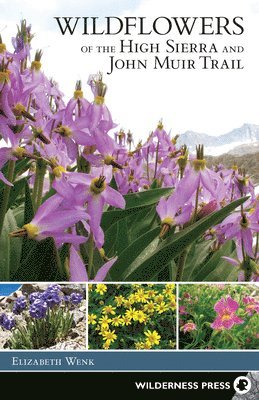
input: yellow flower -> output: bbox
[132,284,141,289]
[155,301,169,314]
[128,293,137,304]
[95,284,107,295]
[169,340,176,349]
[144,330,161,347]
[99,315,112,329]
[168,296,176,310]
[154,294,164,303]
[88,284,93,291]
[163,284,175,296]
[103,341,110,350]
[111,315,123,326]
[146,289,157,298]
[125,307,139,321]
[143,301,155,314]
[114,295,125,306]
[135,310,148,323]
[88,314,97,325]
[135,341,144,350]
[123,298,135,308]
[102,330,117,344]
[102,305,116,315]
[142,341,152,350]
[135,288,148,303]
[121,315,132,326]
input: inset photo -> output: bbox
[0,283,86,350]
[88,283,176,350]
[179,284,259,350]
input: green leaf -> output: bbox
[0,209,19,280]
[127,205,158,242]
[182,240,214,280]
[14,237,65,281]
[125,196,248,281]
[7,177,29,209]
[150,179,159,189]
[116,218,129,255]
[109,227,160,280]
[12,204,25,227]
[102,187,172,231]
[104,223,118,257]
[1,158,30,180]
[101,206,150,231]
[23,180,34,223]
[193,241,238,281]
[123,187,173,209]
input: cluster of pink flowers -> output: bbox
[243,296,259,316]
[0,21,258,281]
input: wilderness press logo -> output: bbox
[233,376,251,395]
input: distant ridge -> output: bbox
[178,124,259,155]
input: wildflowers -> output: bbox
[0,21,258,282]
[179,284,259,349]
[88,284,176,350]
[0,284,85,349]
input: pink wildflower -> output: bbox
[211,296,244,330]
[182,322,196,333]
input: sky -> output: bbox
[0,0,258,140]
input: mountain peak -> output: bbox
[178,124,259,156]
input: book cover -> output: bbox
[0,0,258,397]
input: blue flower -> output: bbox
[46,284,62,293]
[29,299,48,319]
[42,290,61,308]
[63,295,71,304]
[70,293,83,305]
[13,296,27,315]
[29,292,42,304]
[0,314,16,330]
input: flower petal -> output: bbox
[93,257,118,282]
[103,186,125,209]
[69,246,88,282]
[226,296,239,312]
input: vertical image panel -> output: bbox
[0,283,86,350]
[178,283,259,350]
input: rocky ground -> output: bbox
[0,284,86,350]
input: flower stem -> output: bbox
[175,248,188,281]
[254,232,258,261]
[153,141,159,180]
[33,159,46,211]
[0,159,15,236]
[88,232,94,279]
[146,146,150,183]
